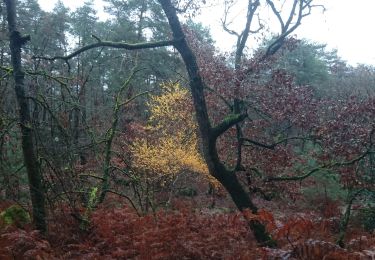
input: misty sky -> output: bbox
[37,0,375,65]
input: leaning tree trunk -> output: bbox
[158,0,275,246]
[4,0,46,233]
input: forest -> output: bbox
[0,0,374,259]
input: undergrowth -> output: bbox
[1,200,375,259]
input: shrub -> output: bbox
[0,205,30,229]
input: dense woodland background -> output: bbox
[0,0,375,259]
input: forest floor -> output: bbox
[1,195,375,259]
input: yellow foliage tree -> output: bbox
[131,82,218,185]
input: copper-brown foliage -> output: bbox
[0,229,56,259]
[3,202,375,259]
[86,206,260,259]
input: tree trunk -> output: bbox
[158,0,275,246]
[4,0,46,233]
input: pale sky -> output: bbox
[37,0,375,65]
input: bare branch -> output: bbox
[91,34,101,42]
[249,14,263,33]
[266,0,286,32]
[78,174,105,181]
[266,165,323,182]
[204,85,233,109]
[283,0,299,30]
[119,91,150,107]
[27,95,70,139]
[222,22,240,37]
[221,0,241,37]
[242,136,315,149]
[33,38,180,61]
[235,0,260,68]
[105,190,140,216]
[265,0,324,56]
[221,0,261,67]
[267,149,375,182]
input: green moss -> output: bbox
[80,187,98,231]
[177,187,198,197]
[222,113,241,123]
[0,205,31,228]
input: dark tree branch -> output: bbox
[221,0,241,37]
[242,136,315,149]
[337,188,364,247]
[211,113,247,139]
[204,85,233,109]
[236,0,260,68]
[266,166,323,182]
[284,0,299,30]
[267,150,375,182]
[26,96,70,139]
[91,34,101,42]
[234,124,245,171]
[250,186,274,201]
[221,0,261,68]
[249,14,263,33]
[265,0,322,56]
[104,190,140,216]
[33,38,180,61]
[369,127,375,145]
[266,0,287,31]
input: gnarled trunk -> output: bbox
[158,0,275,246]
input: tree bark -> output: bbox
[4,0,46,233]
[158,0,275,246]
